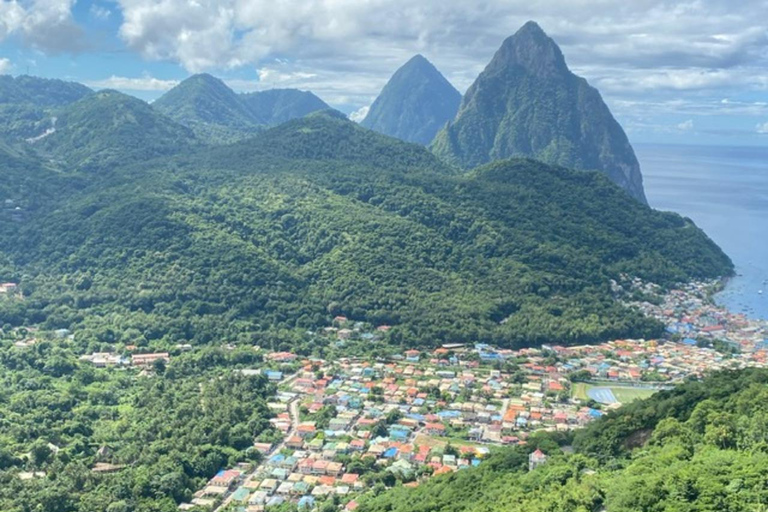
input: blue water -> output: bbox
[636,144,768,320]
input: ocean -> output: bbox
[637,143,768,320]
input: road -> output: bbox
[212,371,300,512]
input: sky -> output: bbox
[1,0,768,146]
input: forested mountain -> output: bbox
[0,75,92,107]
[240,88,330,126]
[358,368,768,512]
[431,22,648,203]
[153,74,329,143]
[361,55,461,145]
[0,75,92,141]
[34,90,196,172]
[153,74,263,143]
[0,112,731,349]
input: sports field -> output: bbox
[571,382,656,404]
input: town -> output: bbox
[3,277,767,512]
[174,279,768,511]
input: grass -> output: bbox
[571,382,656,404]
[611,387,656,403]
[571,382,589,401]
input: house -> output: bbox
[286,436,304,450]
[249,491,269,505]
[424,423,446,435]
[253,442,273,454]
[210,469,240,488]
[528,449,548,471]
[297,424,317,439]
[298,496,316,509]
[131,353,170,367]
[259,478,279,495]
[404,350,421,362]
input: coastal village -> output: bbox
[3,278,768,511]
[178,279,768,511]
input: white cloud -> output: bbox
[677,119,694,131]
[0,57,11,74]
[757,122,768,134]
[107,0,768,118]
[257,67,318,84]
[84,74,180,91]
[0,0,85,52]
[348,105,370,123]
[90,4,112,20]
[4,0,768,133]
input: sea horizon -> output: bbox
[637,142,768,320]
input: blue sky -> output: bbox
[2,0,768,146]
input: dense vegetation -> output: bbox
[1,112,731,350]
[37,90,196,171]
[357,369,768,512]
[0,330,279,512]
[153,74,329,143]
[0,75,91,141]
[431,21,647,203]
[361,54,461,145]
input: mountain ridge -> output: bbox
[153,74,330,143]
[1,113,731,348]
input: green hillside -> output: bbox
[240,88,330,126]
[38,90,196,171]
[357,368,768,512]
[153,74,263,143]
[0,75,92,141]
[1,113,731,349]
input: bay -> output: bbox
[637,143,768,320]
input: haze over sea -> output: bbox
[638,143,768,320]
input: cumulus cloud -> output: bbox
[677,119,694,131]
[0,57,11,74]
[0,0,86,52]
[348,105,370,123]
[757,122,768,134]
[4,0,768,136]
[104,0,768,125]
[84,75,180,91]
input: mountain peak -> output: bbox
[516,20,547,38]
[431,21,647,203]
[404,54,431,67]
[495,21,567,76]
[361,54,461,145]
[185,73,227,87]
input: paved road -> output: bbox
[213,371,300,511]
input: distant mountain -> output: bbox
[361,55,461,145]
[154,74,330,143]
[431,22,647,203]
[0,75,91,141]
[2,113,730,348]
[0,75,91,107]
[39,90,195,171]
[240,89,330,126]
[153,74,262,143]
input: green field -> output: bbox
[571,382,657,404]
